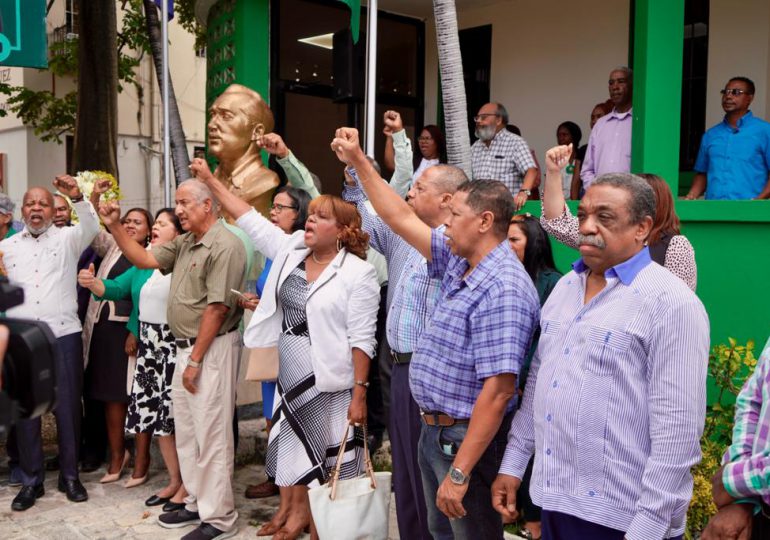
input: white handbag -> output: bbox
[308,423,392,540]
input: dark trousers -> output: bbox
[80,397,106,466]
[366,285,390,437]
[518,456,542,522]
[541,510,683,540]
[754,505,770,540]
[390,363,431,540]
[16,332,83,485]
[418,411,513,540]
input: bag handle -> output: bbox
[328,422,377,500]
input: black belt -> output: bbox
[390,350,412,365]
[175,328,238,349]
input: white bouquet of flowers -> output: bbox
[60,170,121,223]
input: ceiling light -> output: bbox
[298,33,334,50]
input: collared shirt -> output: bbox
[1,201,99,338]
[694,111,770,200]
[500,248,710,540]
[409,230,540,418]
[721,336,770,505]
[471,129,537,193]
[152,220,246,339]
[580,108,633,187]
[342,173,442,353]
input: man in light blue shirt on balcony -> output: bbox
[687,76,770,200]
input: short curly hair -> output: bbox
[308,195,370,260]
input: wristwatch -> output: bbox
[448,466,469,485]
[188,359,202,369]
[519,189,531,197]
[70,194,84,203]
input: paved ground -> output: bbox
[0,416,399,540]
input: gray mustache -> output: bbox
[578,234,606,249]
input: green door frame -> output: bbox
[630,0,685,193]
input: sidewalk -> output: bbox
[0,416,399,539]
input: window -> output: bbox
[65,0,79,36]
[680,0,709,173]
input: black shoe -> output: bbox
[162,501,186,512]
[45,455,60,471]
[11,484,44,511]
[145,494,171,507]
[181,523,238,540]
[157,508,200,529]
[57,476,88,502]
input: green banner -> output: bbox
[336,0,361,44]
[0,0,48,68]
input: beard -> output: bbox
[25,219,52,236]
[475,124,497,142]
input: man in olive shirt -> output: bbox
[98,180,246,540]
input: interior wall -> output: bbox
[423,0,630,164]
[706,0,770,127]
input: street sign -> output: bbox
[0,0,48,68]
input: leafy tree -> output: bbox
[0,0,202,177]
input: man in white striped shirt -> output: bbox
[492,148,710,540]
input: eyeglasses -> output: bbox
[720,88,752,96]
[270,203,298,213]
[473,113,500,122]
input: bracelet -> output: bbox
[188,359,202,369]
[355,380,369,389]
[70,194,84,203]
[733,498,762,516]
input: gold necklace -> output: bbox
[311,251,335,265]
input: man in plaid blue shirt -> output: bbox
[332,127,540,540]
[471,102,539,210]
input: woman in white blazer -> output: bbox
[192,159,380,540]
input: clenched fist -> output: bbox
[331,127,365,165]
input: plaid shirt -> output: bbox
[409,229,540,419]
[342,178,443,353]
[722,336,770,505]
[471,129,537,192]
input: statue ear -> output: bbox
[251,123,266,141]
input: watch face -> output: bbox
[449,467,466,484]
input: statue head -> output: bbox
[207,84,275,164]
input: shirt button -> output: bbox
[546,448,552,456]
[546,414,552,422]
[546,481,551,488]
[552,381,558,388]
[588,490,596,497]
[564,348,569,355]
[576,315,581,321]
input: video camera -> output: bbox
[0,276,58,436]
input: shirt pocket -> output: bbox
[574,325,633,498]
[583,325,633,377]
[536,319,563,364]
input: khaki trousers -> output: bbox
[173,331,241,531]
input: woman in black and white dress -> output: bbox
[193,158,380,540]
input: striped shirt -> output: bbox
[409,229,540,419]
[500,248,710,540]
[341,177,442,353]
[471,129,537,193]
[722,336,770,505]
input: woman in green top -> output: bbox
[79,209,188,509]
[507,214,562,540]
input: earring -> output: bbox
[336,238,342,252]
[643,240,649,247]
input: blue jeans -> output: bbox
[417,411,513,540]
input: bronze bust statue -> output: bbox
[208,84,279,220]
